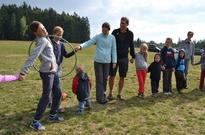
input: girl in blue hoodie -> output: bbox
[175,49,186,94]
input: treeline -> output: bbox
[134,38,205,49]
[0,2,90,42]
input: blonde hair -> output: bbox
[140,43,148,59]
[75,64,84,73]
[53,26,64,34]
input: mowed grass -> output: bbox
[1,40,205,135]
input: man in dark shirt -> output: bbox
[108,17,135,100]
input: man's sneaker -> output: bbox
[117,95,124,100]
[151,93,158,98]
[168,92,172,95]
[198,88,202,90]
[47,114,64,122]
[178,90,184,94]
[30,121,45,131]
[164,92,169,95]
[76,110,84,115]
[97,100,108,104]
[107,94,115,101]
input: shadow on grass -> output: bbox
[1,88,204,134]
[0,103,88,134]
[102,88,205,115]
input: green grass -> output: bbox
[0,40,205,135]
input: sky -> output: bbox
[1,0,205,43]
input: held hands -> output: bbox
[112,63,116,68]
[75,46,82,51]
[161,65,165,71]
[130,58,135,63]
[18,74,25,81]
[172,68,175,72]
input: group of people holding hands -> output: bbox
[1,16,202,131]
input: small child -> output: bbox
[0,74,19,83]
[161,37,175,95]
[193,45,205,90]
[72,64,92,115]
[147,54,162,97]
[135,43,148,98]
[175,49,186,94]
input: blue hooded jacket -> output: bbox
[175,49,186,71]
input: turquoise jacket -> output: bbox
[80,33,117,63]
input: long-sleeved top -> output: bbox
[80,33,117,63]
[194,52,205,70]
[134,52,147,70]
[72,72,92,101]
[148,61,161,80]
[0,74,19,83]
[112,28,135,59]
[51,39,75,72]
[179,39,195,62]
[175,49,185,71]
[20,37,57,75]
[160,46,175,69]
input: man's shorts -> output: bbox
[109,57,129,77]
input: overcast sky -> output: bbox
[1,0,205,43]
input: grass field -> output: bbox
[0,40,205,135]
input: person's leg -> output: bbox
[151,80,157,94]
[181,72,186,90]
[118,58,128,97]
[118,77,124,95]
[162,70,168,93]
[184,59,190,88]
[85,98,91,108]
[50,73,62,115]
[34,73,54,121]
[141,69,147,94]
[136,70,143,94]
[156,80,159,93]
[167,69,172,93]
[109,63,117,96]
[94,62,104,102]
[175,71,181,92]
[78,101,85,111]
[103,63,111,98]
[109,76,115,95]
[199,70,205,89]
[76,101,84,115]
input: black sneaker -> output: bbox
[107,94,115,100]
[97,100,108,104]
[117,95,124,100]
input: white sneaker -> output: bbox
[168,92,172,95]
[164,92,169,95]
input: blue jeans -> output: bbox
[78,99,91,110]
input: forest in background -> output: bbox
[0,2,205,48]
[0,2,90,43]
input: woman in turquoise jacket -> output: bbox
[75,22,117,104]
